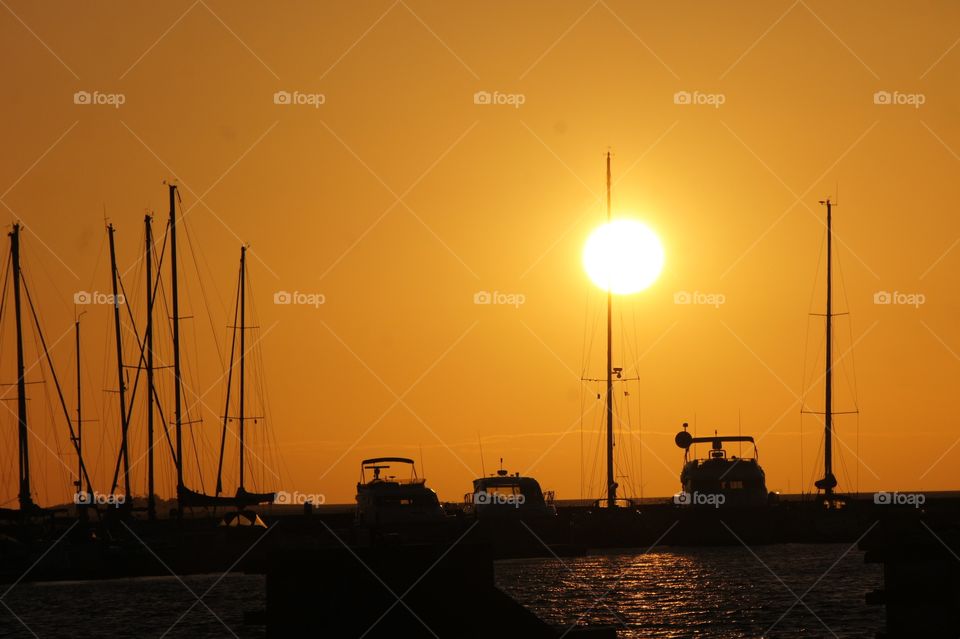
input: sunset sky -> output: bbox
[1,1,959,508]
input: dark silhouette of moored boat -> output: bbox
[464,462,556,520]
[673,423,772,508]
[355,457,445,526]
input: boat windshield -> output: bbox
[375,493,438,508]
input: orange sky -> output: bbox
[1,1,959,507]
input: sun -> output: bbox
[583,219,664,294]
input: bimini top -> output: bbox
[362,457,415,466]
[359,457,422,485]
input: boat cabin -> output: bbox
[464,468,555,519]
[674,425,770,508]
[355,457,445,526]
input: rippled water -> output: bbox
[495,544,883,638]
[0,573,265,638]
[0,544,881,637]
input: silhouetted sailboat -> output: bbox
[166,187,275,510]
[0,224,90,518]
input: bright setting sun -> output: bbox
[583,219,665,294]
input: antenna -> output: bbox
[478,434,486,477]
[419,445,425,478]
[738,409,743,457]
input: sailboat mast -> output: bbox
[605,151,616,508]
[108,224,132,500]
[238,245,246,491]
[823,198,834,498]
[169,185,184,502]
[74,317,84,502]
[145,214,156,520]
[11,224,33,512]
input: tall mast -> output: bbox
[605,152,616,508]
[169,185,184,504]
[74,316,86,516]
[817,198,837,499]
[145,214,156,520]
[108,224,132,501]
[238,245,246,491]
[11,224,33,512]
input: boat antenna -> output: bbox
[478,434,486,477]
[419,444,425,478]
[738,409,742,457]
